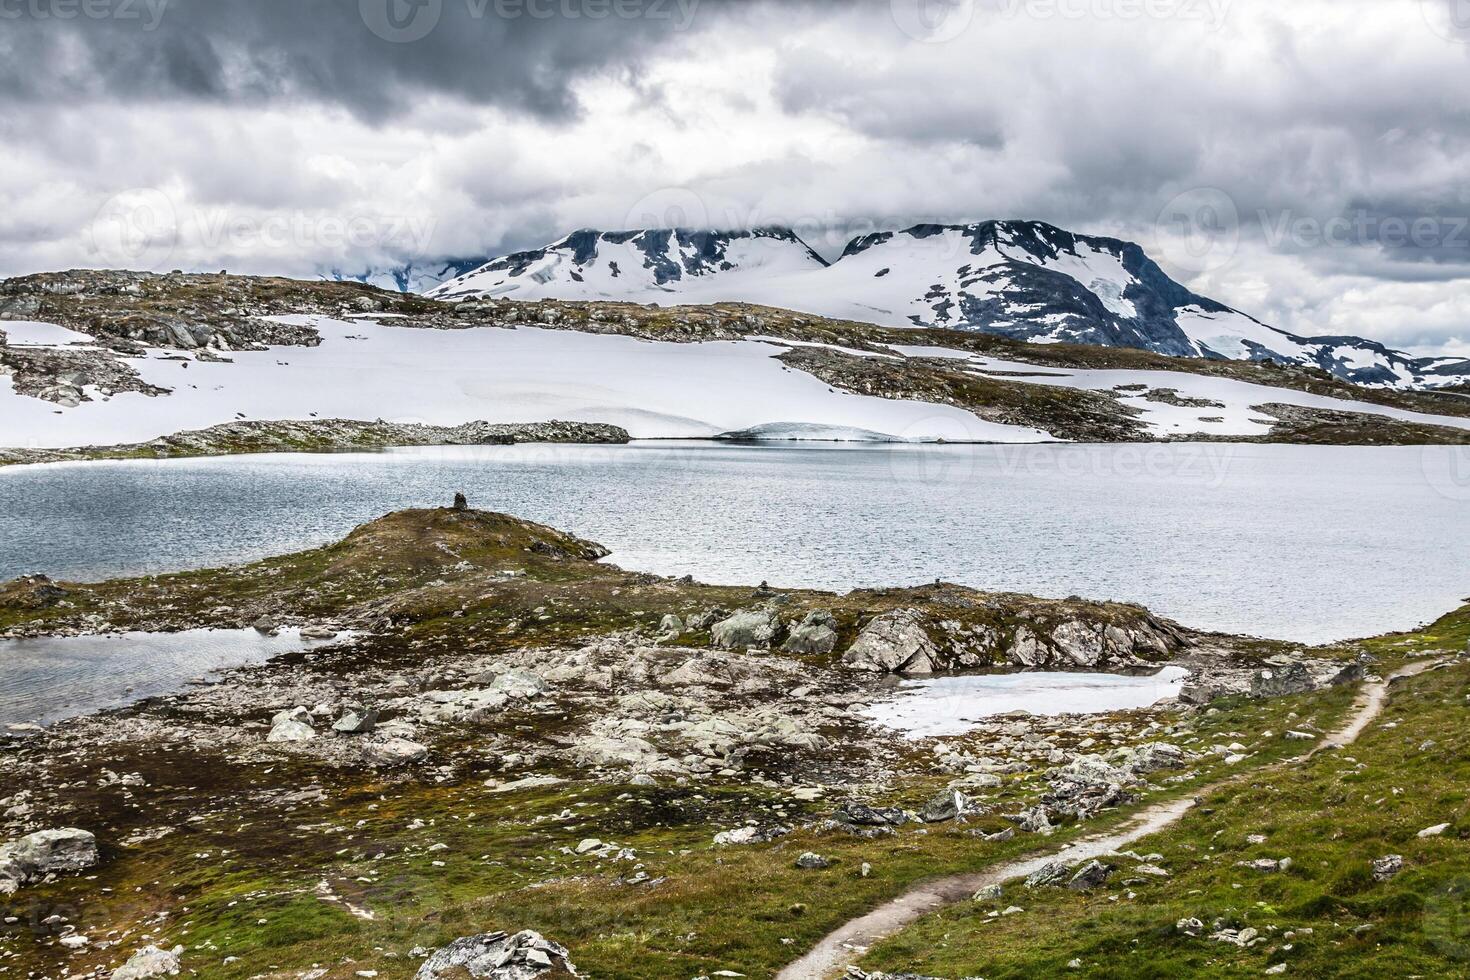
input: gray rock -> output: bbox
[656,614,684,639]
[783,610,839,655]
[842,609,938,673]
[266,719,316,743]
[836,801,908,827]
[795,851,831,869]
[250,615,278,635]
[711,609,781,650]
[1328,662,1366,686]
[922,788,967,823]
[1050,621,1105,667]
[415,929,578,979]
[1007,625,1049,667]
[1372,854,1404,881]
[973,883,1004,901]
[333,706,379,734]
[1067,859,1113,891]
[364,737,429,768]
[271,706,311,726]
[1017,805,1053,834]
[112,944,184,979]
[1024,860,1069,888]
[0,828,98,894]
[1251,662,1316,698]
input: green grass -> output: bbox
[859,610,1470,979]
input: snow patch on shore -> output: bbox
[0,319,1050,449]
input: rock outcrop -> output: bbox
[415,930,577,979]
[0,828,98,894]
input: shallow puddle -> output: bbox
[0,628,336,728]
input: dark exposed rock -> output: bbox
[1251,662,1316,698]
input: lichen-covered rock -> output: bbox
[842,609,938,673]
[783,609,838,655]
[1251,662,1316,698]
[1050,620,1105,667]
[1024,860,1069,888]
[711,609,781,650]
[112,944,183,979]
[266,718,316,743]
[922,788,968,822]
[0,828,98,894]
[415,929,577,979]
[1067,859,1113,891]
[363,737,428,767]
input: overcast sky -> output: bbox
[3,0,1470,354]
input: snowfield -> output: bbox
[0,318,1052,449]
[888,344,1470,439]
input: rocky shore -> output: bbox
[0,504,1428,979]
[0,419,631,468]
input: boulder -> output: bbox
[795,852,831,869]
[842,609,938,674]
[783,610,838,655]
[418,688,511,723]
[364,737,428,768]
[1251,662,1315,698]
[415,929,577,979]
[1050,621,1105,667]
[271,706,311,726]
[1007,626,1049,668]
[1372,854,1404,881]
[0,828,98,893]
[267,719,316,743]
[835,801,908,827]
[1067,860,1113,891]
[112,944,184,979]
[333,706,379,734]
[1024,860,1069,888]
[922,788,967,823]
[711,609,781,650]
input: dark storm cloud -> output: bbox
[0,0,743,119]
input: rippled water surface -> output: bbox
[2,442,1467,643]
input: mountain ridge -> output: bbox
[414,219,1468,391]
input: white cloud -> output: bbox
[2,0,1469,353]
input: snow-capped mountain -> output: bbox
[427,228,827,302]
[427,220,1470,390]
[328,257,492,295]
